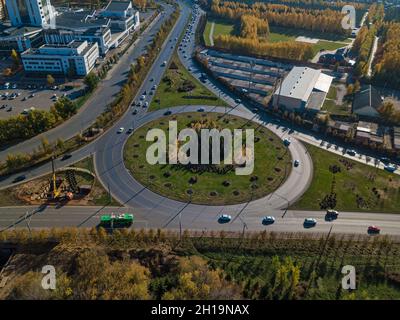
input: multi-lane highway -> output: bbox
[0,0,399,236]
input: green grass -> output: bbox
[149,54,228,111]
[203,19,236,45]
[322,99,350,115]
[124,112,292,205]
[269,26,351,43]
[291,144,400,212]
[321,87,351,115]
[311,40,347,56]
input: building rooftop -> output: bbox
[275,66,332,102]
[105,1,132,12]
[353,85,383,113]
[55,11,110,30]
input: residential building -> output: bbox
[355,121,384,146]
[352,85,383,118]
[273,66,334,112]
[21,40,99,76]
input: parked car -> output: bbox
[384,164,396,173]
[346,149,356,156]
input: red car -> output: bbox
[368,226,381,234]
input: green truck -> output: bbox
[99,213,134,228]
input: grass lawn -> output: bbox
[124,112,292,205]
[269,26,351,43]
[149,54,228,111]
[321,87,351,115]
[311,40,347,56]
[203,19,236,45]
[291,144,400,212]
[322,99,350,115]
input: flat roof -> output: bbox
[276,67,321,102]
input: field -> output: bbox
[149,54,228,111]
[203,20,351,59]
[291,144,400,212]
[2,228,400,300]
[203,19,236,46]
[124,112,292,205]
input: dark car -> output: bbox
[61,154,72,161]
[164,110,172,116]
[325,210,339,221]
[13,175,26,183]
[368,225,380,234]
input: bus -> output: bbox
[99,213,134,228]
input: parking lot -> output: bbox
[0,82,83,119]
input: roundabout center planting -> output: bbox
[124,112,292,205]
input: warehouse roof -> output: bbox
[275,67,333,102]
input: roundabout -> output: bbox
[123,112,292,205]
[94,105,313,230]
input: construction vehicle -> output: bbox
[51,158,62,199]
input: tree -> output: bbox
[3,68,12,76]
[47,74,55,86]
[53,97,77,120]
[353,80,361,92]
[378,101,395,121]
[10,49,20,68]
[72,250,151,300]
[84,72,100,92]
[162,256,241,300]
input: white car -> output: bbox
[140,95,146,100]
[117,127,124,133]
[144,101,149,107]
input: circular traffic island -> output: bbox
[123,112,292,205]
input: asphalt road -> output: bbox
[0,1,399,236]
[0,2,175,162]
[2,206,400,236]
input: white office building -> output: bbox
[21,40,99,76]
